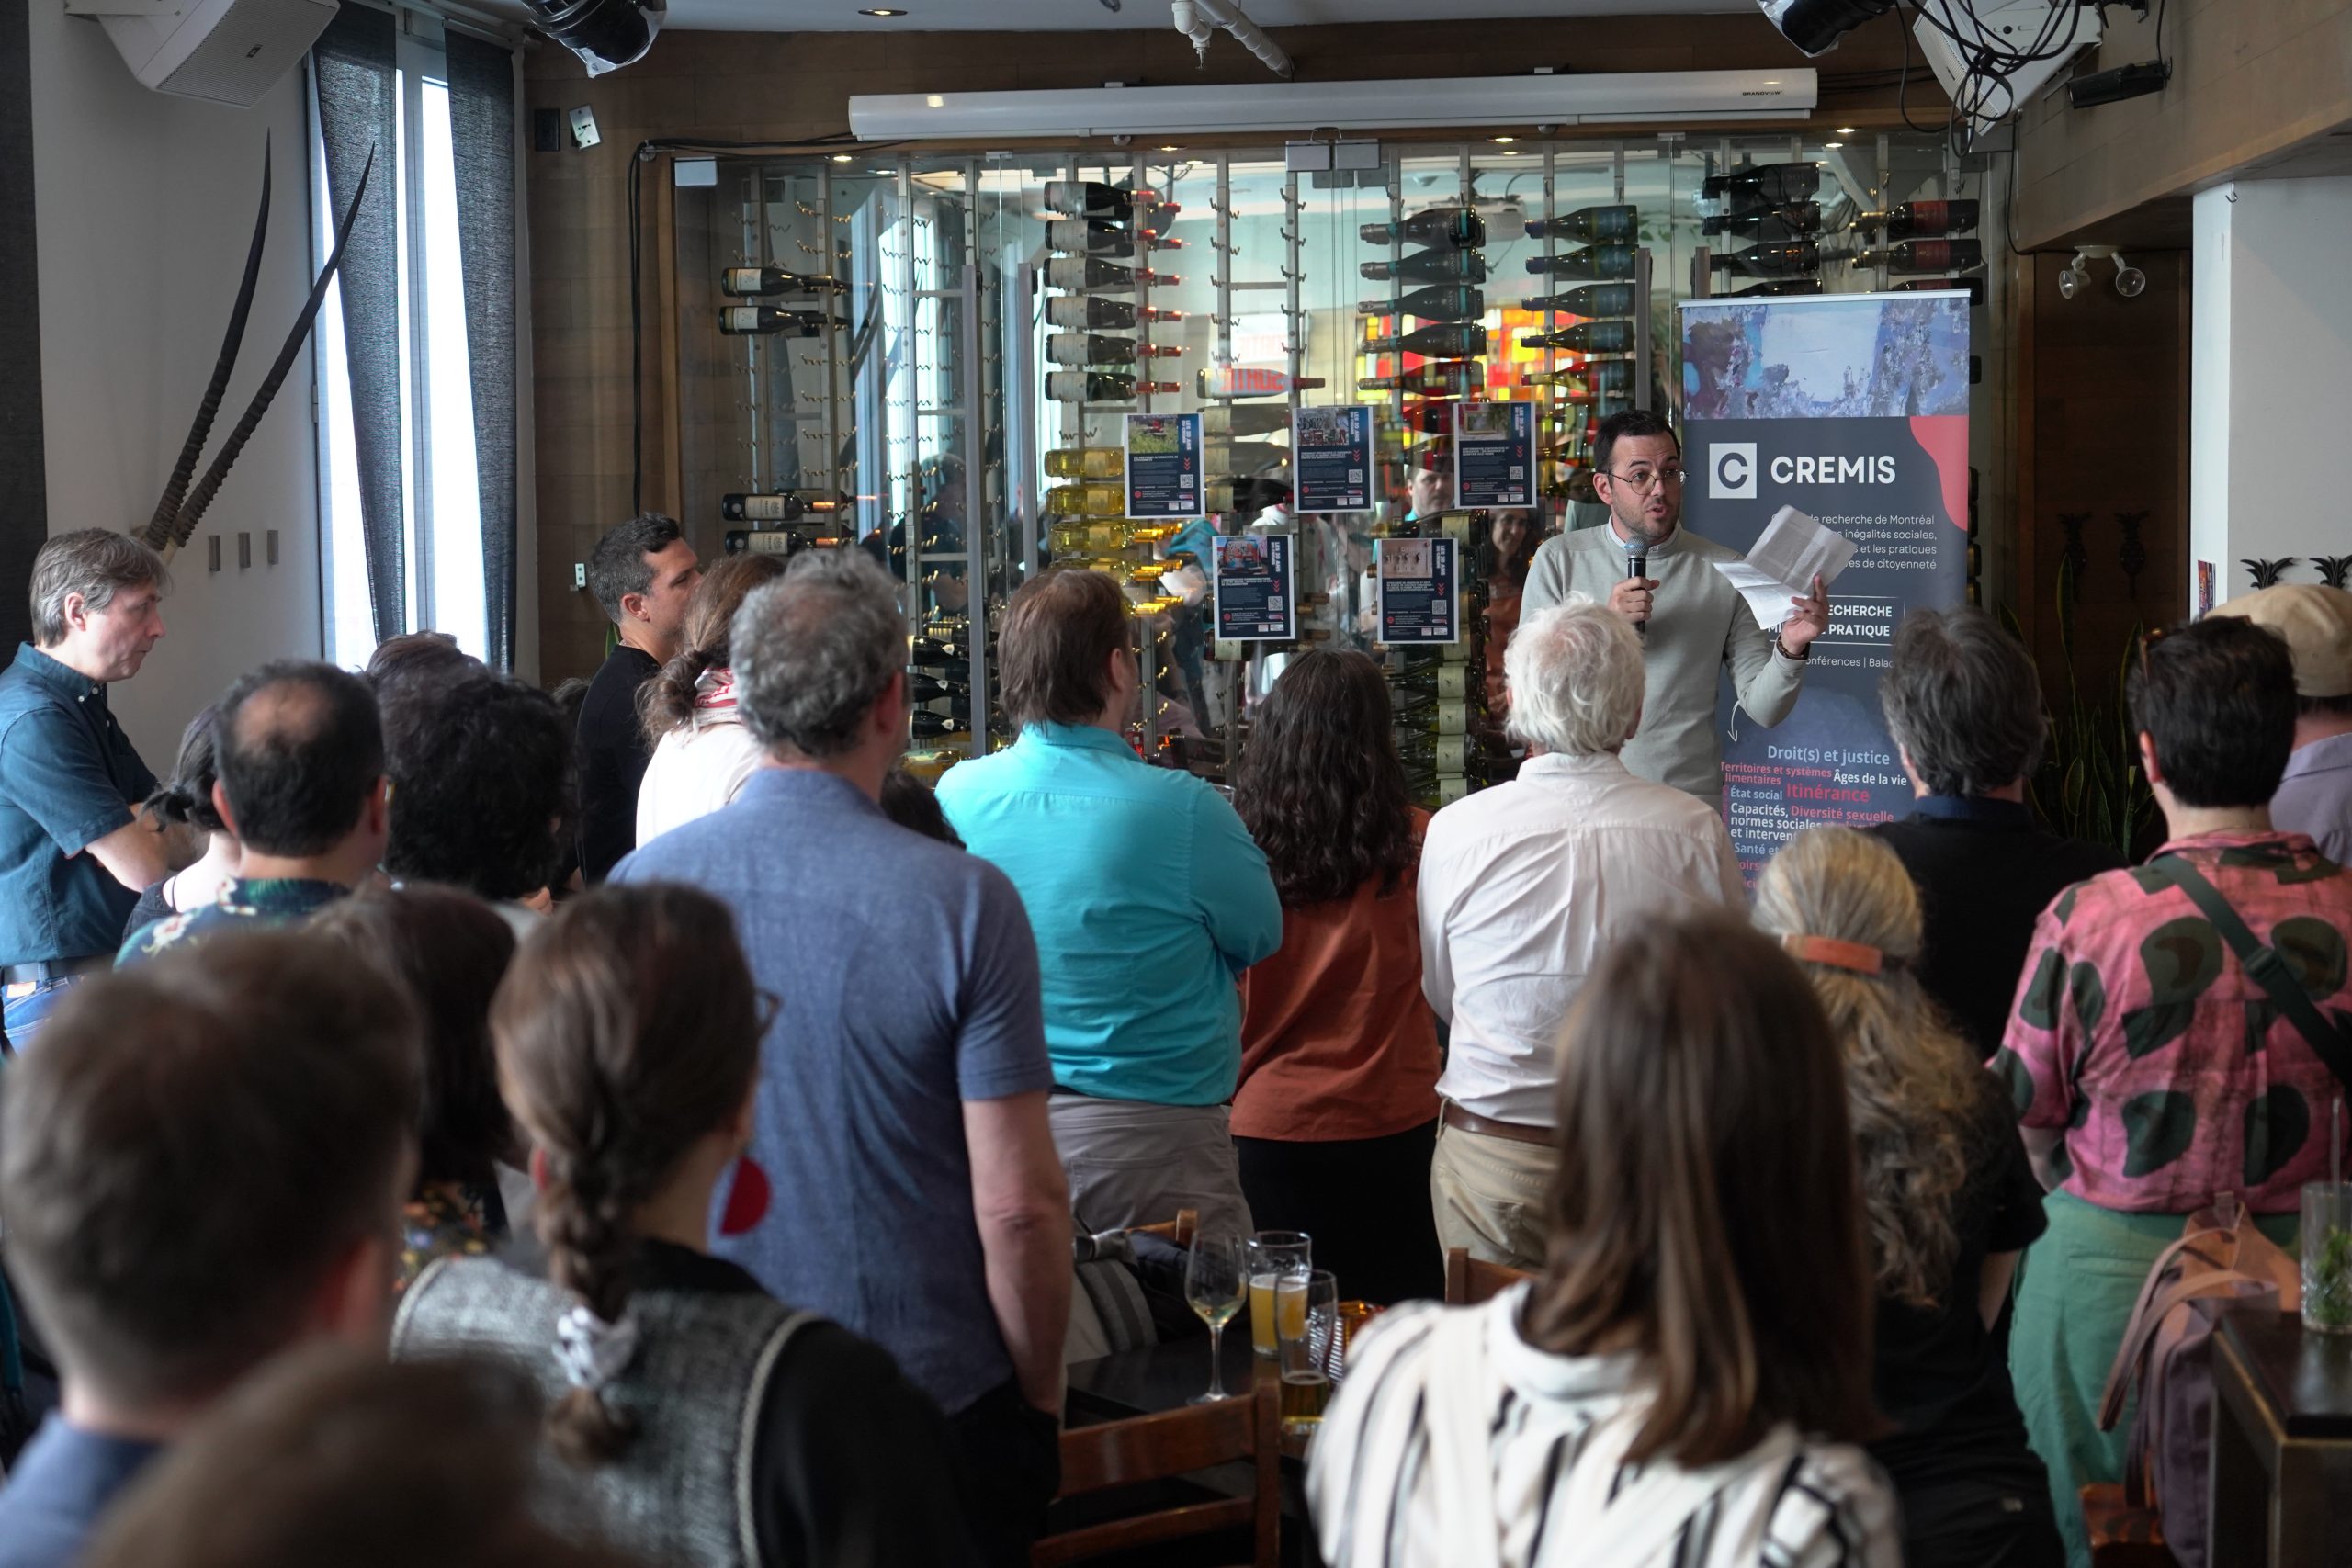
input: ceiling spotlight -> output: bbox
[2113,255,2146,297]
[1757,0,1895,56]
[1491,135,1516,144]
[1823,141,1844,149]
[527,0,665,76]
[857,7,907,14]
[2064,243,2144,299]
[831,152,854,163]
[1835,125,1859,134]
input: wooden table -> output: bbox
[2209,1308,2352,1566]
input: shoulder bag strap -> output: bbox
[736,1309,824,1562]
[2146,855,2352,1091]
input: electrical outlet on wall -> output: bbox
[569,107,600,150]
[574,563,588,590]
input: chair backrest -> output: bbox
[1032,1376,1281,1568]
[1444,1247,1532,1306]
[1125,1207,1199,1250]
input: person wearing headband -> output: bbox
[1755,828,2062,1568]
[391,884,980,1568]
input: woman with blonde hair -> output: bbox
[635,553,787,846]
[1754,827,2061,1568]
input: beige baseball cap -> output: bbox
[2210,583,2352,698]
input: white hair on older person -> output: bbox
[1503,594,1645,757]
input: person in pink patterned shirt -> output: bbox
[1994,615,2352,1568]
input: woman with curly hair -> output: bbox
[1754,827,2061,1568]
[1230,649,1442,1303]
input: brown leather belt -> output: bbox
[1441,1100,1557,1148]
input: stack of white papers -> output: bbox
[1708,506,1856,631]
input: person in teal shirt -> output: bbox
[938,567,1282,1238]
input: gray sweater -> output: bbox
[1522,524,1807,801]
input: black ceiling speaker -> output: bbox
[1757,0,1896,55]
[528,0,666,76]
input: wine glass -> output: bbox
[1184,1230,1249,1404]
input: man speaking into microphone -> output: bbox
[1521,409,1829,814]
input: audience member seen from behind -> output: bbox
[119,660,387,966]
[2211,582,2352,862]
[880,765,964,848]
[381,673,573,935]
[614,550,1067,1566]
[361,630,480,701]
[1229,649,1442,1305]
[1756,828,2061,1568]
[1420,598,1743,1271]
[0,531,175,1044]
[1870,607,2125,1058]
[1310,914,1898,1568]
[1996,615,2352,1568]
[311,884,523,1288]
[0,931,421,1568]
[577,514,701,884]
[119,705,239,944]
[937,567,1282,1240]
[392,883,980,1568]
[634,553,786,848]
[78,1347,646,1568]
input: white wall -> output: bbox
[30,0,322,766]
[2189,176,2352,615]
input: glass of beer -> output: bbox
[1276,1269,1339,1439]
[1247,1231,1312,1359]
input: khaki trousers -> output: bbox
[1048,1095,1256,1241]
[1429,1114,1556,1272]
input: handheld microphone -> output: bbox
[1623,535,1649,636]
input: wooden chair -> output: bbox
[1443,1247,1532,1306]
[2081,1483,2179,1567]
[1125,1208,1199,1250]
[1033,1375,1281,1568]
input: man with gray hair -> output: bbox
[610,548,1069,1567]
[1418,595,1743,1269]
[1868,606,2123,1058]
[0,530,180,1045]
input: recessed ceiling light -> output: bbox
[1763,78,1781,85]
[1823,141,1844,149]
[1502,149,1521,156]
[1491,135,1516,144]
[831,153,854,163]
[1835,125,1858,134]
[924,94,944,107]
[1158,144,1181,152]
[858,8,907,16]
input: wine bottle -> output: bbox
[1399,731,1471,772]
[1359,363,1484,396]
[1045,256,1179,292]
[1523,204,1637,243]
[1046,333,1181,367]
[1043,482,1126,518]
[1044,446,1125,481]
[906,672,968,703]
[1894,275,1986,307]
[910,708,972,739]
[1201,403,1291,438]
[1529,358,1632,391]
[720,266,850,298]
[1521,244,1638,281]
[1855,199,1980,239]
[1520,320,1636,354]
[1392,696,1471,736]
[1358,208,1487,250]
[1700,202,1823,240]
[1046,295,1135,331]
[1708,241,1821,278]
[1206,438,1289,472]
[1851,238,1984,274]
[718,306,831,337]
[1044,181,1167,218]
[1050,229,1136,260]
[1390,663,1473,701]
[1355,283,1484,321]
[1363,321,1489,358]
[1360,250,1487,286]
[1195,367,1325,400]
[719,491,847,524]
[1521,283,1637,319]
[1727,277,1825,298]
[1702,162,1821,204]
[1542,465,1599,503]
[1049,520,1181,554]
[1045,371,1178,402]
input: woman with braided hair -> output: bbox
[1753,828,2061,1568]
[390,882,980,1568]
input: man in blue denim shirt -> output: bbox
[0,532,178,1047]
[939,567,1283,1239]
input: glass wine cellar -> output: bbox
[671,130,1997,799]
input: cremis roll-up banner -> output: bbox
[1678,291,1972,875]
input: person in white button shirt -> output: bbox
[1420,596,1746,1269]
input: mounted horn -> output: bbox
[141,136,272,553]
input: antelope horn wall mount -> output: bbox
[137,139,377,563]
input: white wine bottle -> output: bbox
[721,266,849,298]
[1043,482,1126,518]
[1043,446,1125,480]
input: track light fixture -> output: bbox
[2058,244,2144,300]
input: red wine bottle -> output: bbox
[1355,284,1484,321]
[718,306,831,336]
[720,491,847,523]
[1360,249,1487,286]
[1727,277,1826,298]
[1708,241,1820,278]
[1522,244,1637,280]
[1523,205,1637,243]
[1702,163,1820,204]
[1701,201,1822,240]
[1521,282,1636,319]
[1363,321,1488,358]
[1360,208,1487,250]
[1851,238,1984,274]
[1045,370,1178,402]
[1520,320,1635,354]
[1856,199,1980,239]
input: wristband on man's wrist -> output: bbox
[1776,633,1809,660]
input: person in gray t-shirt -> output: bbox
[1522,409,1828,811]
[616,550,1069,1567]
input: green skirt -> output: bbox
[2011,1189,2298,1568]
